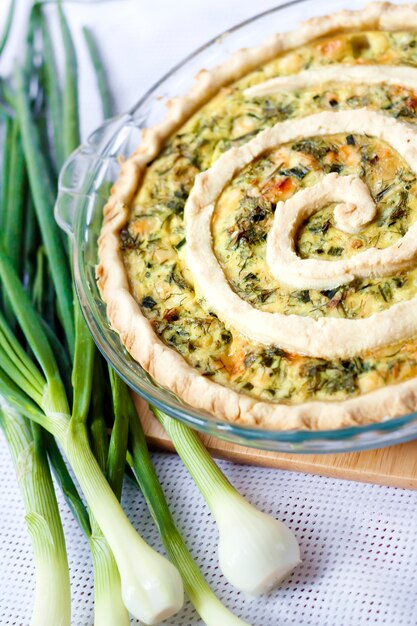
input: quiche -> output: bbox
[98,2,417,430]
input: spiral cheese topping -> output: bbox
[185,105,417,358]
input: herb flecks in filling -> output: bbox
[121,30,417,405]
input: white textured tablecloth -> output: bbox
[1,1,417,625]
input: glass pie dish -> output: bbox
[55,0,417,453]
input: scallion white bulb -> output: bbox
[155,408,301,597]
[213,494,301,595]
[63,427,184,625]
[118,537,184,625]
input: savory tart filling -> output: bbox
[98,4,417,428]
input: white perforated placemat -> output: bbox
[1,0,417,624]
[1,435,417,625]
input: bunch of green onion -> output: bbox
[0,2,300,624]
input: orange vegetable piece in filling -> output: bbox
[316,37,345,58]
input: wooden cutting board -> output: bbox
[134,397,417,490]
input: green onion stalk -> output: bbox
[46,429,130,626]
[38,9,64,171]
[82,26,112,120]
[57,1,80,156]
[65,407,184,624]
[0,0,16,56]
[0,115,13,231]
[68,305,130,626]
[14,67,75,357]
[118,377,251,625]
[2,117,26,327]
[0,401,71,626]
[154,407,301,596]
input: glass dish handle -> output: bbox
[55,113,132,237]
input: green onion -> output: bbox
[65,418,184,624]
[0,310,45,402]
[154,407,301,595]
[58,2,80,156]
[106,366,129,498]
[0,0,16,56]
[3,118,25,269]
[88,484,130,625]
[46,434,92,537]
[125,385,251,625]
[0,400,71,626]
[22,196,40,293]
[70,305,130,626]
[2,117,26,327]
[0,366,46,427]
[46,375,130,626]
[14,68,75,355]
[0,77,15,109]
[0,114,13,230]
[39,9,65,170]
[90,424,129,622]
[83,26,113,120]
